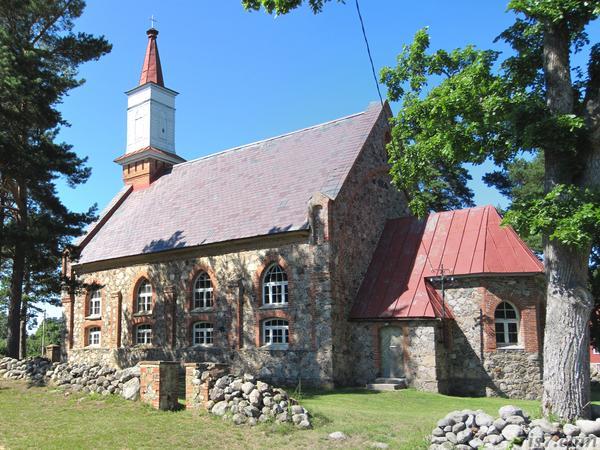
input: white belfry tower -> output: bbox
[115,26,185,189]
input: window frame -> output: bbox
[193,272,214,310]
[262,264,289,306]
[88,289,102,317]
[135,324,153,345]
[262,318,289,348]
[88,327,101,347]
[192,321,214,346]
[136,279,153,314]
[494,301,521,349]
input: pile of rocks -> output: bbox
[48,362,141,399]
[0,356,140,401]
[206,373,311,428]
[0,356,53,383]
[430,405,600,449]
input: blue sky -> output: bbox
[41,0,596,321]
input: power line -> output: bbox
[354,0,384,106]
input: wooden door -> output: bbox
[380,326,404,378]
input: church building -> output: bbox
[62,27,545,400]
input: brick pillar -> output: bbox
[184,362,228,410]
[62,294,74,349]
[45,344,61,362]
[107,291,122,348]
[164,286,177,349]
[139,361,180,410]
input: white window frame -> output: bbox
[88,327,101,347]
[593,348,600,355]
[136,280,153,314]
[193,272,213,309]
[136,324,152,345]
[89,289,101,317]
[494,301,521,348]
[262,319,289,347]
[192,322,213,346]
[262,264,289,306]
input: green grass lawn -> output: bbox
[0,380,539,449]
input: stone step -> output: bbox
[366,382,406,391]
[374,377,406,385]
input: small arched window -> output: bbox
[193,272,213,309]
[495,302,519,346]
[192,322,213,346]
[136,280,152,313]
[263,319,289,346]
[135,324,152,345]
[88,327,101,347]
[89,289,101,317]
[263,264,288,305]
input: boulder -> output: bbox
[505,415,526,425]
[121,377,140,401]
[328,431,347,441]
[248,389,262,406]
[475,413,494,427]
[501,424,524,441]
[498,405,524,420]
[456,429,472,444]
[211,401,229,416]
[563,423,580,436]
[241,382,255,395]
[576,419,600,436]
[493,418,507,431]
[531,418,559,434]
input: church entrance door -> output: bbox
[380,326,404,378]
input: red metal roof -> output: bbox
[350,206,543,320]
[139,28,164,87]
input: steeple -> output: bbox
[114,26,185,190]
[139,28,164,87]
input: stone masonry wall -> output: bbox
[328,103,410,385]
[67,234,334,387]
[350,320,443,391]
[440,275,545,400]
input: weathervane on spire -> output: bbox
[149,15,158,30]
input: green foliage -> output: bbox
[504,185,600,248]
[241,0,342,14]
[26,317,64,357]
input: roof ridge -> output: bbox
[174,110,368,169]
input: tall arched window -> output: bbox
[192,322,213,346]
[193,272,213,309]
[88,327,101,347]
[135,324,152,345]
[263,319,289,346]
[136,280,152,313]
[495,301,519,346]
[89,289,101,317]
[262,264,288,305]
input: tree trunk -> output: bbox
[6,180,27,359]
[18,299,27,359]
[540,22,595,420]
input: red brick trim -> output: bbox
[252,254,292,307]
[254,309,293,347]
[83,278,104,318]
[130,317,156,346]
[185,263,218,313]
[186,313,219,347]
[482,282,540,353]
[128,271,156,346]
[129,271,156,315]
[82,322,102,348]
[371,323,383,376]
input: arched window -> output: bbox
[193,272,213,309]
[89,289,101,317]
[495,302,519,346]
[135,324,152,345]
[262,264,288,305]
[136,280,152,313]
[192,322,213,346]
[263,319,289,346]
[88,327,101,347]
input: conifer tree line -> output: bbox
[0,0,110,358]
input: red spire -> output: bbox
[139,28,164,87]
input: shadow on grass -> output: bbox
[293,387,384,400]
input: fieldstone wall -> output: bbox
[440,276,544,400]
[328,104,409,385]
[349,320,444,391]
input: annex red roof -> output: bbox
[139,28,164,87]
[350,206,543,320]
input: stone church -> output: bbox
[62,28,546,400]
